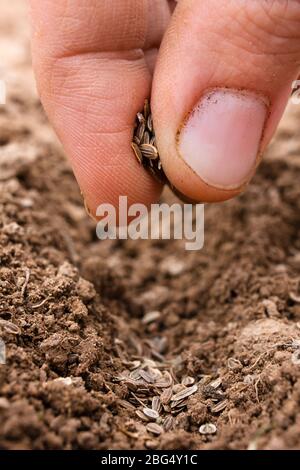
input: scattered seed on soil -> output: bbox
[173,384,185,394]
[227,358,243,370]
[160,387,173,405]
[142,311,161,325]
[0,319,21,335]
[289,292,300,303]
[139,369,155,384]
[155,371,173,388]
[136,410,150,422]
[199,423,217,435]
[171,384,198,401]
[163,416,175,432]
[143,407,160,420]
[146,422,164,435]
[209,378,222,389]
[171,399,186,409]
[182,376,195,386]
[152,396,161,413]
[118,400,136,411]
[210,400,228,414]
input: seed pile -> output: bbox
[131,100,167,185]
[113,321,226,440]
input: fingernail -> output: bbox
[178,88,268,189]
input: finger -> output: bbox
[152,0,300,202]
[29,0,171,216]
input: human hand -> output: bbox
[29,0,300,215]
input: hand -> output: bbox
[29,0,300,215]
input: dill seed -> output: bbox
[136,409,150,421]
[0,319,21,335]
[163,416,175,432]
[152,396,162,413]
[137,112,145,123]
[143,407,159,420]
[142,311,161,325]
[209,378,222,389]
[171,384,198,402]
[136,121,146,143]
[199,423,217,435]
[147,115,153,132]
[131,142,143,165]
[182,376,196,387]
[142,130,150,144]
[140,144,159,160]
[139,369,155,384]
[160,387,173,405]
[210,400,228,414]
[146,423,164,435]
[144,100,150,119]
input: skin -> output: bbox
[29,0,300,216]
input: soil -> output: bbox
[1,1,300,451]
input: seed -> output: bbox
[137,112,145,123]
[0,319,21,335]
[152,396,161,413]
[171,384,198,401]
[140,144,159,160]
[130,369,142,380]
[150,136,156,146]
[227,358,243,370]
[142,311,161,325]
[143,407,159,420]
[142,130,150,144]
[133,135,141,145]
[160,387,173,405]
[136,121,146,144]
[289,292,300,303]
[144,100,150,119]
[173,384,185,394]
[147,114,153,132]
[119,400,136,411]
[171,399,185,409]
[163,416,175,432]
[146,423,164,435]
[123,379,141,391]
[136,409,150,421]
[131,142,143,165]
[210,400,228,413]
[139,369,155,384]
[182,376,195,387]
[209,378,222,389]
[129,360,141,370]
[199,423,217,435]
[155,373,173,388]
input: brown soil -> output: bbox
[1,1,300,451]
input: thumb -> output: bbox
[152,0,300,202]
